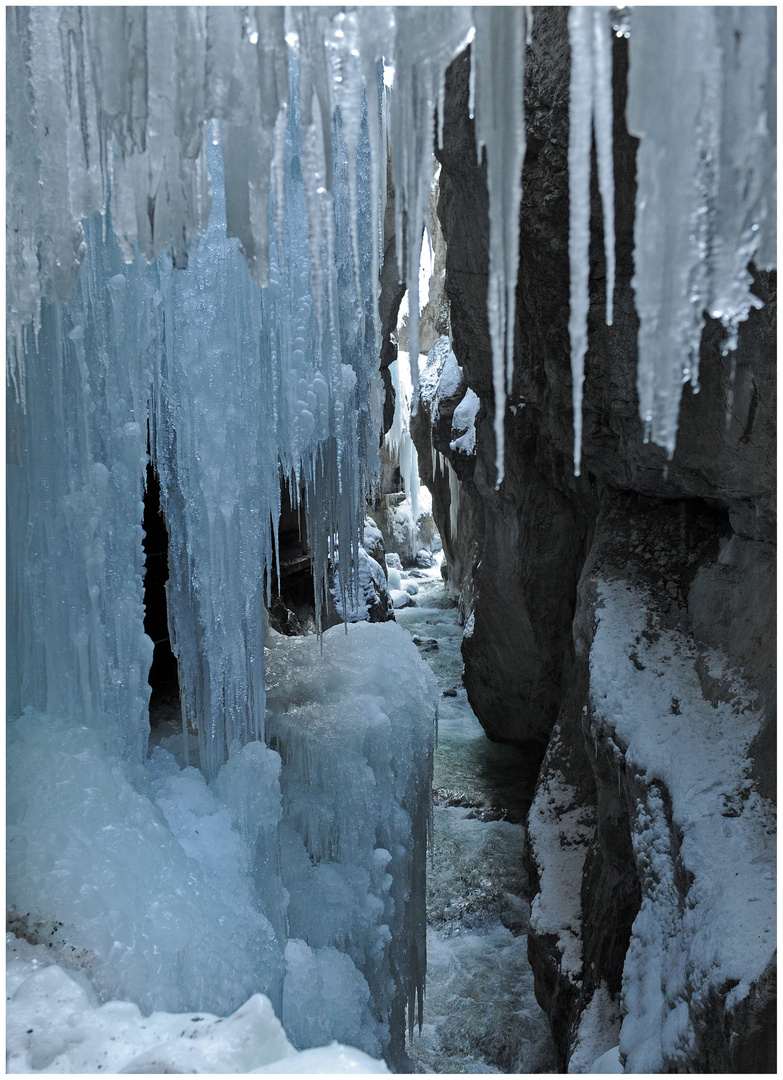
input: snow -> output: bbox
[567,982,622,1074]
[527,726,596,982]
[588,1046,623,1074]
[589,579,776,1072]
[6,937,389,1074]
[450,387,480,456]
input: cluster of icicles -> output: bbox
[8,6,776,479]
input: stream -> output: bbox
[396,573,558,1074]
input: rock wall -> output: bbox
[432,8,776,1071]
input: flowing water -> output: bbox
[397,574,558,1073]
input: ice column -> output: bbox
[7,216,152,766]
[470,6,528,488]
[627,7,776,455]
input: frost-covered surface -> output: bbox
[6,936,389,1074]
[589,579,776,1072]
[527,727,596,982]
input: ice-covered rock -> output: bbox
[331,545,394,624]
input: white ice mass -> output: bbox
[6,5,777,1073]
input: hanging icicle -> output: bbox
[567,6,615,477]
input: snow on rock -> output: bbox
[527,725,596,984]
[252,1045,390,1074]
[6,936,389,1074]
[588,1045,623,1074]
[449,387,480,456]
[589,579,775,1072]
[567,983,622,1075]
[331,545,394,624]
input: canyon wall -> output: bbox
[416,9,776,1070]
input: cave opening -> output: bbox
[142,459,181,732]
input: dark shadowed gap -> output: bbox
[142,461,181,729]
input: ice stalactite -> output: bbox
[627,6,777,456]
[7,7,777,487]
[567,6,614,477]
[470,6,528,488]
[386,7,474,385]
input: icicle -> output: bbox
[592,9,615,329]
[568,7,615,477]
[627,7,775,458]
[471,7,527,488]
[447,460,460,540]
[567,7,593,478]
[387,7,473,384]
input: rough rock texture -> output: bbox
[434,8,776,1072]
[410,339,476,621]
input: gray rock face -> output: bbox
[432,8,776,1072]
[410,338,477,621]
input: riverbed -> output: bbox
[396,575,558,1073]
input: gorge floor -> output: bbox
[396,577,558,1074]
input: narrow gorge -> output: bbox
[7,6,776,1074]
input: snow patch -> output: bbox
[6,938,389,1074]
[589,579,776,1072]
[527,727,596,982]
